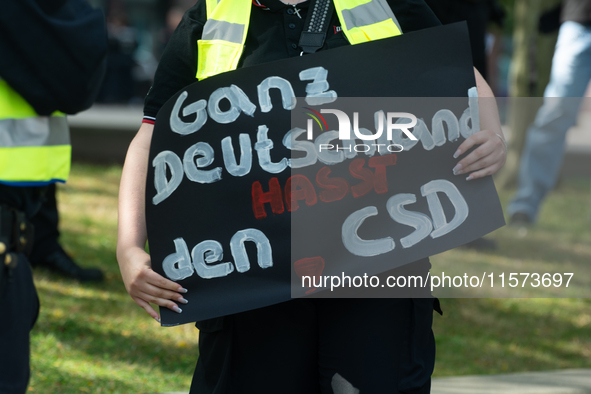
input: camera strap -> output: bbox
[298,0,335,54]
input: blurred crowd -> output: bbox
[94,0,194,104]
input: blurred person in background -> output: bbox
[497,0,562,190]
[29,183,105,282]
[96,0,194,105]
[0,0,107,392]
[29,0,219,285]
[96,3,138,104]
[508,0,591,225]
[157,5,187,57]
[26,1,148,284]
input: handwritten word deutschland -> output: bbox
[152,81,479,205]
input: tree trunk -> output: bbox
[496,0,560,190]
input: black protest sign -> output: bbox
[146,23,505,326]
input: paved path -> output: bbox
[149,369,591,394]
[432,369,591,394]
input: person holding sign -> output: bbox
[117,0,506,392]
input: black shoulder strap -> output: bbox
[298,0,335,54]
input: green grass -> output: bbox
[30,164,198,394]
[29,164,591,392]
[432,178,591,376]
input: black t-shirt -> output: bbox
[562,0,591,24]
[143,0,441,119]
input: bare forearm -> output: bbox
[117,123,153,258]
[116,123,185,321]
[474,68,504,141]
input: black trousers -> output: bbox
[0,252,39,394]
[0,185,45,394]
[191,297,436,394]
[29,183,61,264]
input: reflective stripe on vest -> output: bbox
[196,0,253,80]
[196,0,402,80]
[0,79,71,186]
[333,0,402,44]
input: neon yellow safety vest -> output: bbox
[196,0,402,80]
[0,79,71,186]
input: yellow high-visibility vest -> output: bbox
[0,79,71,186]
[196,0,402,80]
